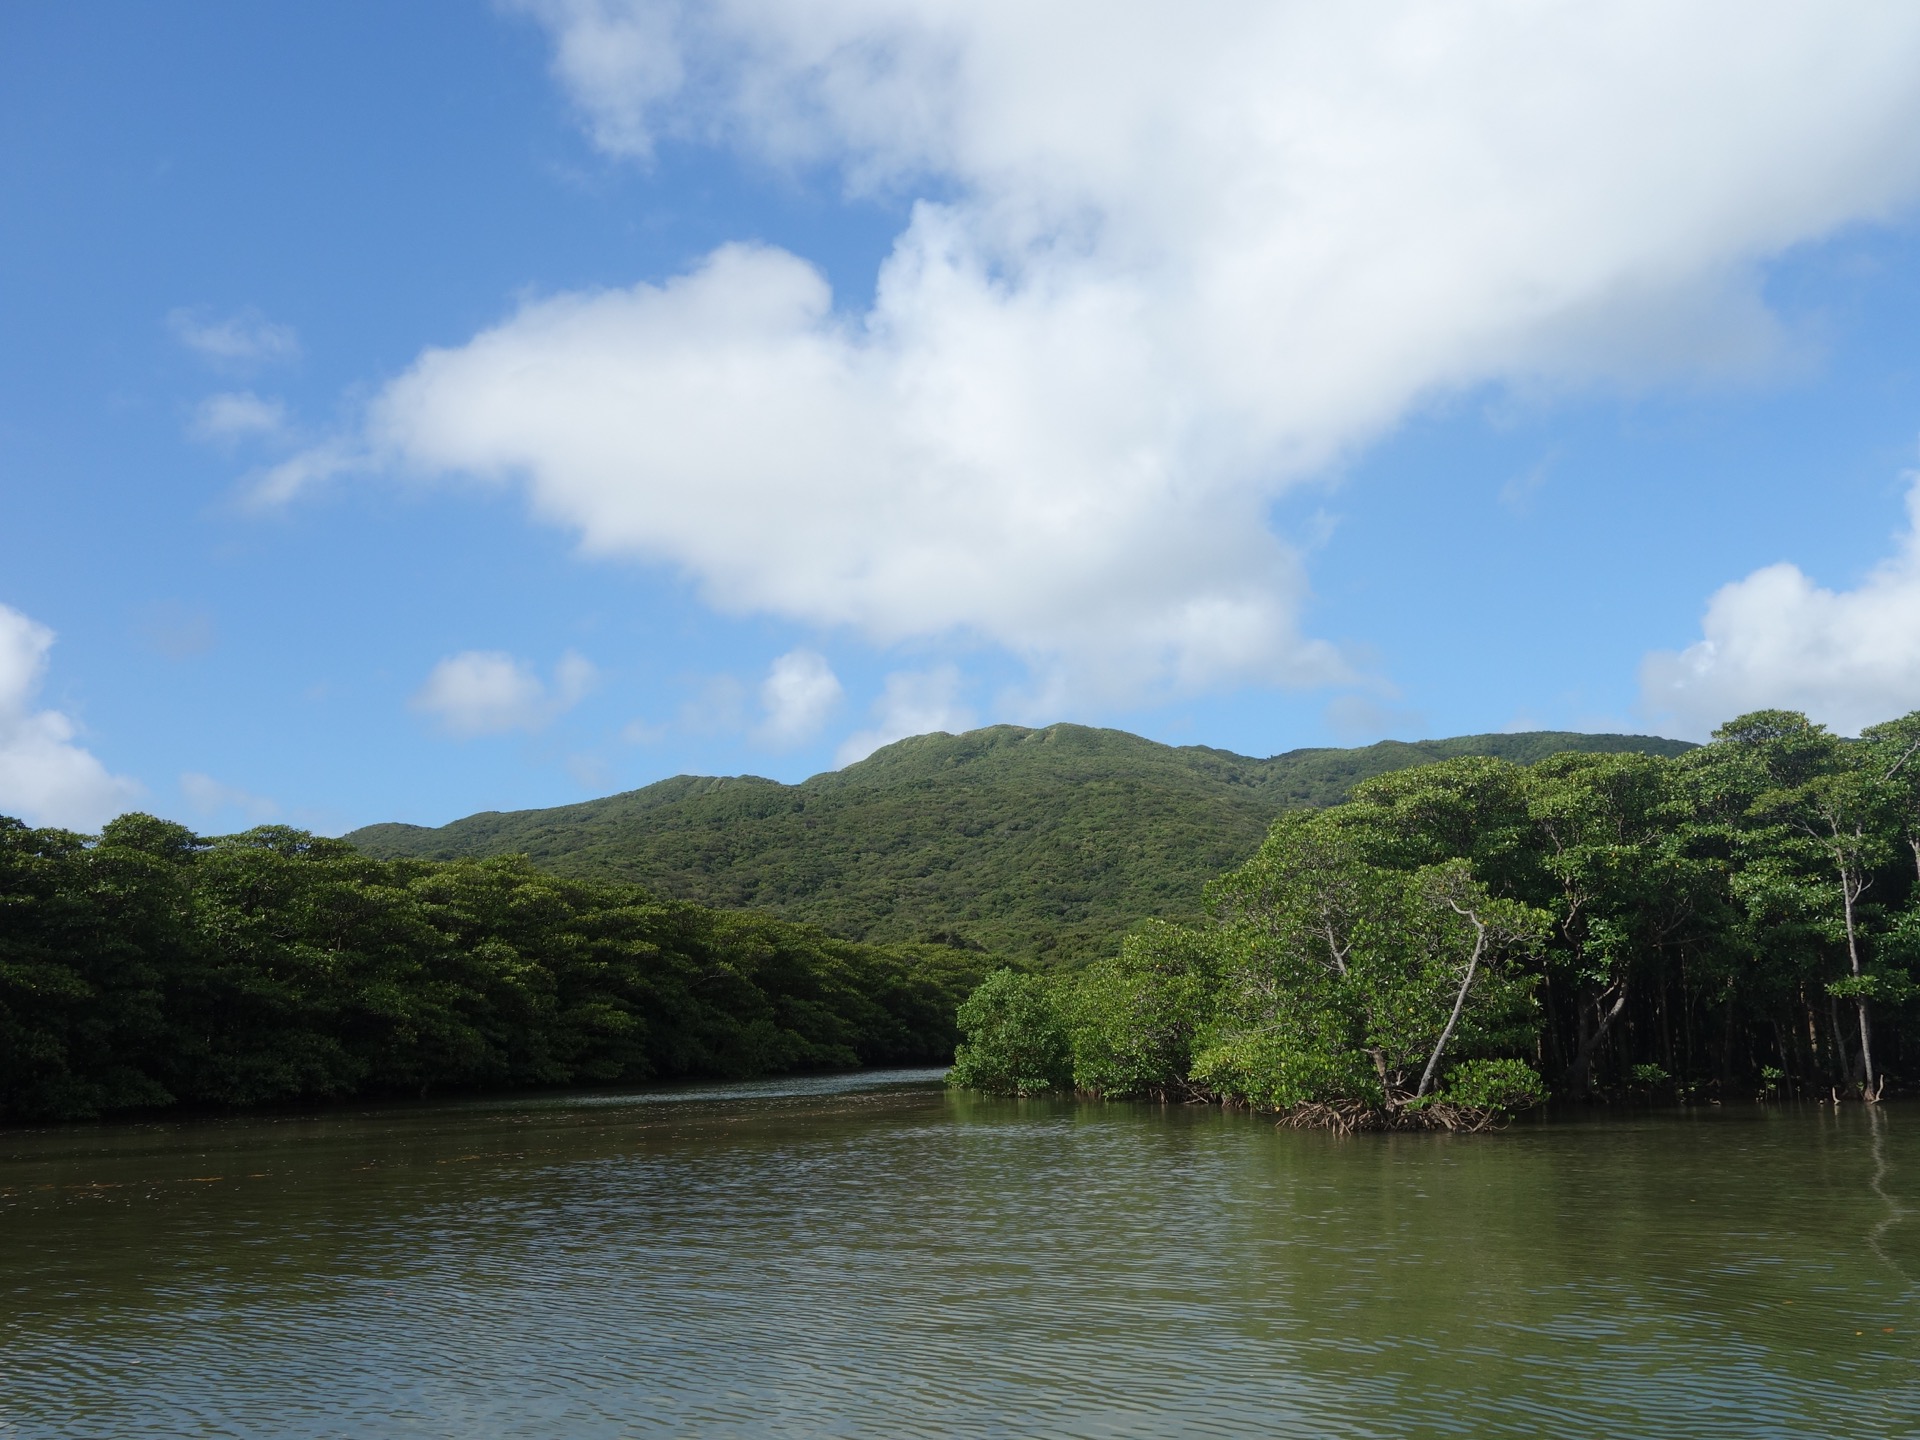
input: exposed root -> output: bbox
[1276,1099,1505,1134]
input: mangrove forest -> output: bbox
[949,709,1920,1126]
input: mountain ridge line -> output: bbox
[347,722,1693,963]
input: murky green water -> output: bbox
[1,1072,1915,1439]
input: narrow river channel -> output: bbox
[2,1071,1915,1437]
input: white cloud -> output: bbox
[191,391,287,443]
[180,771,279,823]
[0,603,143,830]
[836,664,973,765]
[1642,478,1920,737]
[310,4,1920,705]
[515,0,683,159]
[245,442,358,510]
[168,307,300,366]
[755,648,843,745]
[410,649,598,737]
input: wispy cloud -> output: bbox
[836,666,974,766]
[180,771,279,824]
[137,600,216,660]
[410,649,598,737]
[677,673,747,736]
[1322,692,1424,746]
[191,391,288,443]
[1499,456,1555,515]
[243,441,359,509]
[619,717,667,745]
[168,306,299,367]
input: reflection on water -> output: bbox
[2,1072,1915,1439]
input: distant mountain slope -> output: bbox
[348,724,1693,963]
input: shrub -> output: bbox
[946,969,1073,1096]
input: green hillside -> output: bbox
[348,724,1692,964]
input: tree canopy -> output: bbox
[948,710,1920,1124]
[0,817,992,1122]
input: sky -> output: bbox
[6,1,1920,837]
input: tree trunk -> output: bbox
[1715,990,1737,1098]
[1839,864,1878,1097]
[1417,919,1487,1099]
[1858,998,1879,1101]
[1659,969,1676,1083]
[1565,980,1629,1095]
[1540,970,1568,1079]
[1827,993,1857,1088]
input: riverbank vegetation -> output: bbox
[14,707,1918,1130]
[0,816,990,1122]
[949,710,1920,1127]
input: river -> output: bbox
[2,1070,1915,1438]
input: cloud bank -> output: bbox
[1642,478,1920,737]
[0,604,142,830]
[317,3,1920,706]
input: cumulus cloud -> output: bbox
[0,604,142,830]
[308,4,1920,704]
[755,648,843,745]
[410,649,598,737]
[1642,478,1920,737]
[191,391,287,443]
[180,772,279,824]
[169,307,300,367]
[836,664,974,765]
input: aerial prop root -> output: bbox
[1275,1100,1506,1134]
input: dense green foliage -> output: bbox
[0,815,993,1122]
[945,970,1075,1096]
[948,711,1920,1124]
[350,724,1690,964]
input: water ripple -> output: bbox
[2,1086,1916,1438]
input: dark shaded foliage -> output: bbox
[0,817,991,1122]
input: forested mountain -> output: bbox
[349,725,1692,963]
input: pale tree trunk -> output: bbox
[1417,905,1487,1099]
[1835,843,1878,1100]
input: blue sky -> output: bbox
[6,2,1920,836]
